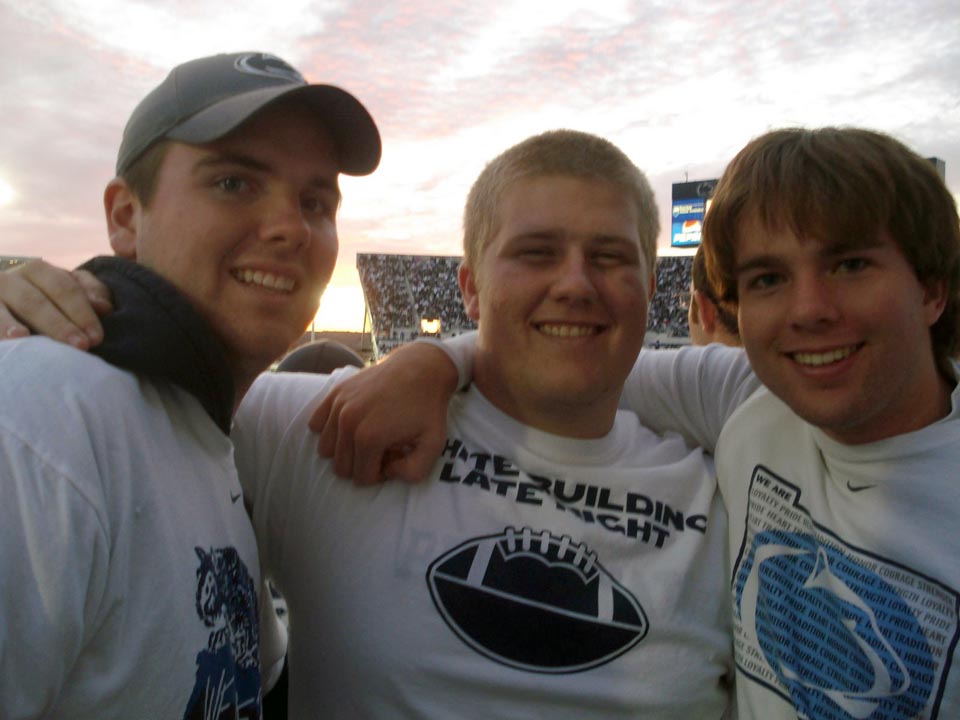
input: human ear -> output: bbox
[458,264,481,321]
[698,291,719,335]
[104,178,141,260]
[920,277,949,326]
[688,290,702,325]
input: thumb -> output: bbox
[383,437,445,484]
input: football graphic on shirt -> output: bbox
[426,527,648,673]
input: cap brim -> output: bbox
[167,84,381,176]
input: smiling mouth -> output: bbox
[232,269,296,293]
[790,344,862,367]
[535,322,603,338]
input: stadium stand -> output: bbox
[645,255,693,345]
[357,253,475,357]
[357,252,693,358]
[0,256,34,272]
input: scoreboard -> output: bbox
[671,179,717,248]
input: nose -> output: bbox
[786,272,841,329]
[551,250,598,304]
[260,191,311,249]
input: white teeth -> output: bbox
[793,346,855,367]
[233,269,295,293]
[538,323,599,338]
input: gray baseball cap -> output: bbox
[116,52,381,176]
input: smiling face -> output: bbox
[106,101,340,395]
[460,174,653,438]
[735,215,951,444]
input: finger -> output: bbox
[310,395,336,456]
[0,305,30,340]
[73,269,114,320]
[384,433,446,484]
[349,425,389,486]
[0,279,93,349]
[0,260,102,347]
[330,402,359,481]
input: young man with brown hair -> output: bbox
[0,51,379,718]
[625,127,960,718]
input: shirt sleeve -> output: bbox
[232,371,348,586]
[418,331,477,391]
[0,428,109,719]
[619,344,760,453]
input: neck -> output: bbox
[473,368,619,439]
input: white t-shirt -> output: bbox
[0,337,264,719]
[233,371,735,719]
[624,344,960,719]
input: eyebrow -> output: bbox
[193,151,342,201]
[734,236,885,276]
[820,236,884,255]
[507,228,636,244]
[733,254,781,277]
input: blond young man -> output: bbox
[0,52,379,718]
[228,130,735,718]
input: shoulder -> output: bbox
[0,336,138,395]
[237,367,356,429]
[720,384,795,440]
[632,343,753,385]
[0,340,126,519]
[0,338,142,428]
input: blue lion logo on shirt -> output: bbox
[735,529,935,719]
[183,546,261,720]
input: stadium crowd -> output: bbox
[357,253,476,355]
[645,255,692,340]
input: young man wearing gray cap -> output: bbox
[0,51,378,718]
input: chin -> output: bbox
[537,379,610,407]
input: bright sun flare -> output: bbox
[311,285,367,332]
[0,176,15,208]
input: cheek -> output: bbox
[609,274,649,316]
[309,225,339,286]
[732,302,770,351]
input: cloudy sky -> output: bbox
[2,0,959,330]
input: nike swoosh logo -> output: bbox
[846,481,875,492]
[230,492,242,504]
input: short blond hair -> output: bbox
[463,130,659,272]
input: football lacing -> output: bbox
[502,526,597,574]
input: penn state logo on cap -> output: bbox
[117,51,381,176]
[234,53,306,84]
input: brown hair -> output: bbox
[702,127,960,368]
[691,244,739,336]
[119,140,171,207]
[463,129,659,274]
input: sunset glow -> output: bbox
[2,1,957,332]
